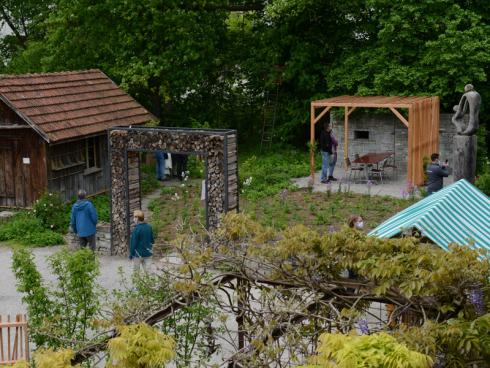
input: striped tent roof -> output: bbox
[369,179,490,253]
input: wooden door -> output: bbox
[0,141,15,206]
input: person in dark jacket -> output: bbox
[155,150,168,181]
[129,210,154,272]
[173,153,188,181]
[426,153,451,194]
[320,122,337,183]
[70,189,98,250]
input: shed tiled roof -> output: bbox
[0,69,156,142]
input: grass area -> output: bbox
[239,147,321,200]
[148,180,206,243]
[147,182,412,245]
[241,189,411,232]
[144,146,413,244]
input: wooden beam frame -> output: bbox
[389,107,409,127]
[309,95,440,186]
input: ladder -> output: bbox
[260,83,280,151]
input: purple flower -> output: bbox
[357,318,369,335]
[328,225,335,233]
[468,288,485,316]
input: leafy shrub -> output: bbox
[476,172,490,196]
[107,323,175,368]
[0,212,64,246]
[12,248,100,347]
[33,192,70,233]
[239,148,317,200]
[187,155,205,179]
[90,194,110,223]
[300,332,433,368]
[141,163,160,195]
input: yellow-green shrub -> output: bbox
[107,323,175,368]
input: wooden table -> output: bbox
[353,152,393,165]
[352,152,393,182]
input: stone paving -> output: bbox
[293,166,454,199]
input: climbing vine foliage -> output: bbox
[11,213,490,367]
[300,332,433,368]
[107,323,175,368]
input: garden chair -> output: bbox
[345,157,364,183]
[369,159,387,184]
[383,155,398,179]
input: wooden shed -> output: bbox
[0,69,155,207]
[310,96,440,186]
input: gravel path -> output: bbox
[0,244,132,316]
[0,186,169,317]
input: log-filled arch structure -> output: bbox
[109,126,238,255]
[310,96,440,185]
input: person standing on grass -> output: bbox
[129,210,154,273]
[70,189,98,251]
[320,122,337,183]
[155,150,168,181]
[426,153,451,195]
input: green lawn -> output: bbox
[147,181,412,249]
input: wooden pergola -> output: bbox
[310,96,440,185]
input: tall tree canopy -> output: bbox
[1,0,489,157]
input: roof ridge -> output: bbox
[0,69,102,79]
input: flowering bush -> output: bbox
[33,193,70,233]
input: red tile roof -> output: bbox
[0,69,156,142]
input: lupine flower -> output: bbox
[357,318,370,335]
[468,287,485,315]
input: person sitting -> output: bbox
[426,153,451,195]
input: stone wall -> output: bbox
[109,128,238,256]
[67,222,111,254]
[331,112,455,175]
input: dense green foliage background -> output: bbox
[1,0,489,163]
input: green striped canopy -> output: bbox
[369,179,490,253]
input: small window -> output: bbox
[85,137,100,169]
[354,130,370,140]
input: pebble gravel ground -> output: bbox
[0,244,132,316]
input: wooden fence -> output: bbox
[0,315,29,365]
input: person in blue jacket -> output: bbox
[70,189,98,251]
[130,210,154,272]
[155,150,168,181]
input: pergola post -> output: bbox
[407,107,414,184]
[344,106,349,164]
[310,104,315,178]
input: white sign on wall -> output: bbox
[22,157,30,164]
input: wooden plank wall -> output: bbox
[226,133,238,211]
[127,151,141,215]
[0,130,47,207]
[47,135,110,202]
[0,100,25,126]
